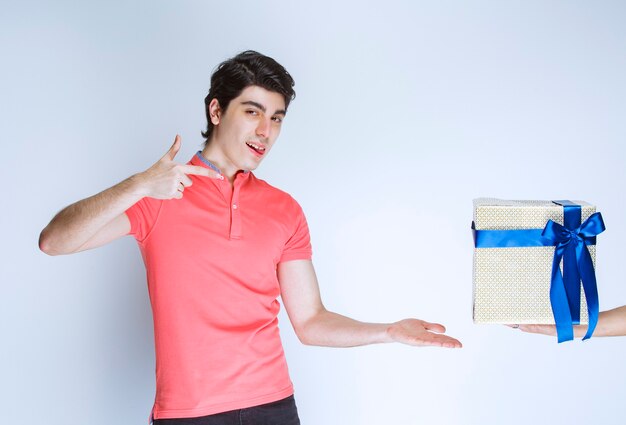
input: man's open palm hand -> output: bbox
[387,318,462,348]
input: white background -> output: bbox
[2,1,625,424]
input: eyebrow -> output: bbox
[241,100,286,116]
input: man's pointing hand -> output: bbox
[135,135,223,200]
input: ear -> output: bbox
[208,98,221,125]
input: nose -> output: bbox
[256,118,271,139]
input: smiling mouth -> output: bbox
[246,141,266,156]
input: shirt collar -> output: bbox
[194,151,222,174]
[193,151,251,178]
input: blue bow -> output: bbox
[541,211,605,342]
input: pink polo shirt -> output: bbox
[125,153,312,420]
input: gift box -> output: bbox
[472,198,605,342]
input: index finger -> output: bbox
[181,165,223,179]
[518,324,557,336]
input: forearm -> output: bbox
[40,136,221,256]
[39,175,144,255]
[595,306,626,337]
[279,261,461,349]
[561,306,626,338]
[298,308,393,347]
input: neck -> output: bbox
[199,145,240,185]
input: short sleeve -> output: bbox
[125,196,164,242]
[279,202,313,263]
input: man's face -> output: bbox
[208,85,286,173]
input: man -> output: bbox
[39,50,462,424]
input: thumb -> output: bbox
[163,135,181,161]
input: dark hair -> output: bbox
[201,50,296,143]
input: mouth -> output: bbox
[246,141,266,157]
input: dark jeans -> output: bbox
[153,395,301,425]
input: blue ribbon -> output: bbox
[473,201,605,342]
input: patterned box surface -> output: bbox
[472,198,596,324]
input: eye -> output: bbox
[272,116,283,123]
[246,110,259,116]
